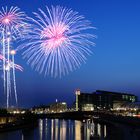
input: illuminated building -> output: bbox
[31,102,67,114]
[31,105,50,114]
[75,89,80,111]
[114,102,140,116]
[96,90,137,109]
[50,102,67,113]
[75,90,137,111]
[75,89,96,111]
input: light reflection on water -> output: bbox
[0,118,139,140]
[37,119,106,140]
[75,120,81,140]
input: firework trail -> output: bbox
[0,53,24,107]
[0,6,28,108]
[0,54,23,71]
[11,52,17,105]
[22,6,96,77]
[2,30,6,94]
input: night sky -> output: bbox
[0,0,140,108]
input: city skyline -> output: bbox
[0,0,140,108]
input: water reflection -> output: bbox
[55,119,58,140]
[89,121,107,139]
[75,121,81,140]
[60,120,66,140]
[51,119,54,140]
[38,119,107,140]
[0,118,140,140]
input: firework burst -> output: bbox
[0,6,29,108]
[22,5,96,77]
[0,6,30,40]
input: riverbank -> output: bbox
[0,115,38,132]
[0,111,140,133]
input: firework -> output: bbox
[0,6,28,108]
[0,6,30,40]
[0,54,23,71]
[22,5,96,77]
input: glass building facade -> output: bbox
[75,90,137,111]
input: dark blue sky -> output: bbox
[0,0,140,108]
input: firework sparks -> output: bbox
[0,6,30,40]
[0,6,28,108]
[0,54,23,71]
[22,5,96,77]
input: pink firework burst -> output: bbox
[0,6,30,39]
[1,12,15,25]
[22,5,96,77]
[41,22,69,49]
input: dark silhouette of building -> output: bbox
[75,90,137,111]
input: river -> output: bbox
[0,118,140,140]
